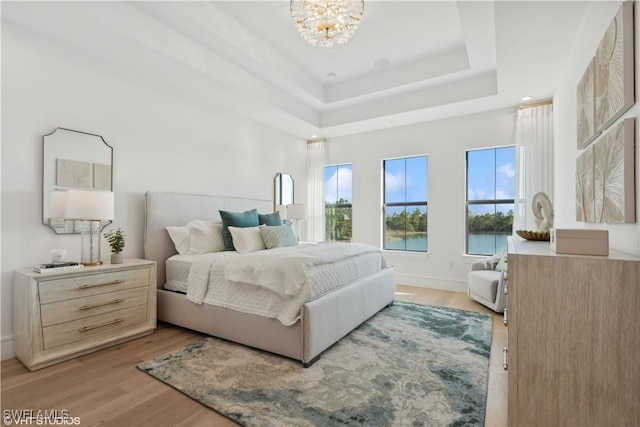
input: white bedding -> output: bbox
[165,243,387,326]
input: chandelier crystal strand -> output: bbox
[290,0,364,48]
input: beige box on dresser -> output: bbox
[549,228,609,256]
[13,259,157,371]
[506,237,639,426]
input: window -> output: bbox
[466,147,516,255]
[325,164,352,242]
[383,156,428,252]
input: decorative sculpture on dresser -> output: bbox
[532,192,554,232]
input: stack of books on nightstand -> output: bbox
[33,262,84,274]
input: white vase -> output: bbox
[110,253,124,264]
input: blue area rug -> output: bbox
[138,301,493,426]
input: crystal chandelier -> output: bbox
[290,0,364,48]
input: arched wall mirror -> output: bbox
[274,173,294,210]
[43,128,113,234]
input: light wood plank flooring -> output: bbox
[1,285,507,426]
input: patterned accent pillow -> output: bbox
[259,225,299,249]
[494,251,508,272]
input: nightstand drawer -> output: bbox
[42,305,148,350]
[14,259,157,370]
[41,287,150,327]
[39,267,151,304]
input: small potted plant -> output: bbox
[104,228,125,264]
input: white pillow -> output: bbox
[187,220,226,254]
[166,226,190,255]
[228,226,266,254]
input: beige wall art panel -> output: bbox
[593,118,635,223]
[577,57,598,149]
[93,163,112,190]
[595,1,634,132]
[576,145,595,222]
[56,158,91,188]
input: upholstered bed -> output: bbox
[143,191,395,366]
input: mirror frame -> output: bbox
[43,127,113,234]
[274,173,294,210]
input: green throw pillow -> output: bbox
[219,209,259,250]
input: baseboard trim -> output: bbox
[394,274,467,292]
[1,335,14,361]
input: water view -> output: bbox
[384,232,510,255]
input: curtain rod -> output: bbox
[513,99,553,110]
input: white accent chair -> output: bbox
[468,254,507,313]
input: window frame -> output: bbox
[382,155,428,253]
[324,163,353,242]
[465,146,515,256]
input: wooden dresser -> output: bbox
[13,259,156,371]
[506,237,639,426]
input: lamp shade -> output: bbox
[286,204,306,220]
[64,190,114,220]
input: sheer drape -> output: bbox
[305,139,326,242]
[514,103,554,231]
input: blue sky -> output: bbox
[324,148,515,211]
[467,147,516,215]
[384,156,428,203]
[325,164,352,203]
[467,147,515,200]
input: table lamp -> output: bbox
[64,190,114,265]
[286,204,306,241]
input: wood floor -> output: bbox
[1,285,507,426]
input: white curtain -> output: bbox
[514,103,554,232]
[305,139,326,242]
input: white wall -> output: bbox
[1,21,306,359]
[326,109,516,291]
[553,0,640,256]
[8,0,638,363]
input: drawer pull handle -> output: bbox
[503,347,508,370]
[79,279,124,289]
[79,318,123,332]
[503,308,508,327]
[79,299,124,311]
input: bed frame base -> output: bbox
[157,267,395,365]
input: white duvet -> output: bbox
[182,242,387,325]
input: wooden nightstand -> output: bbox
[13,258,157,371]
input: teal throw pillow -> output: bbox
[219,209,259,250]
[259,225,299,249]
[258,211,283,226]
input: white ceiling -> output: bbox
[3,1,591,139]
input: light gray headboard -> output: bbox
[144,191,272,288]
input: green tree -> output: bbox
[325,198,352,242]
[385,208,427,235]
[468,209,513,233]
